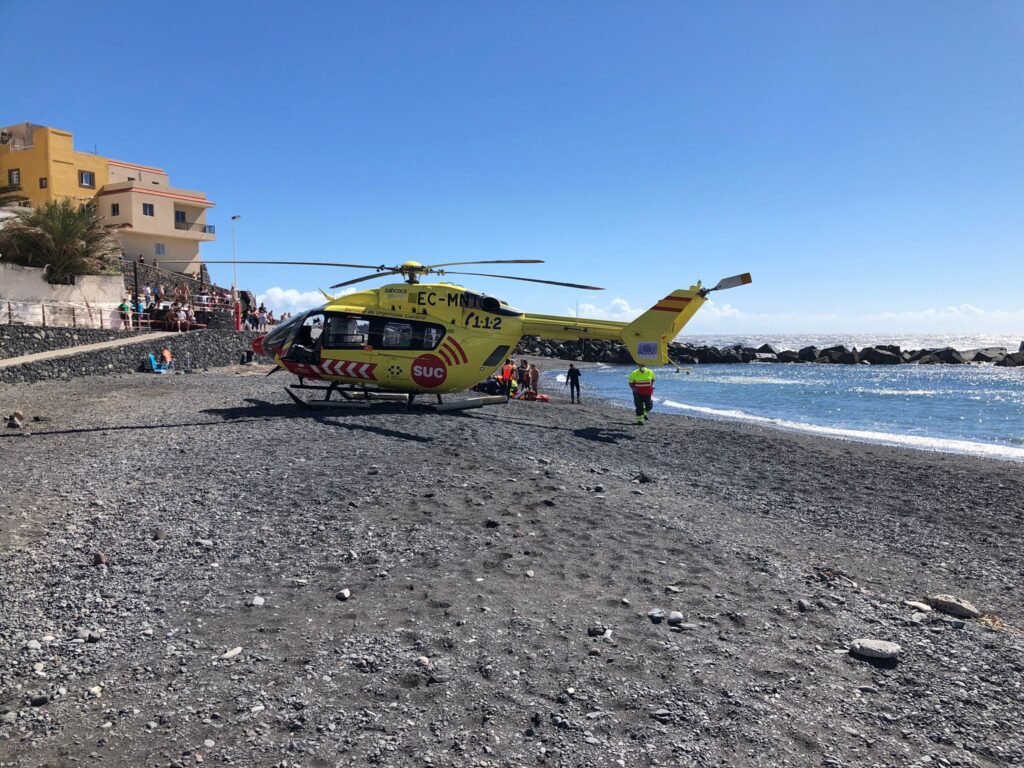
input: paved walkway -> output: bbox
[0,332,179,369]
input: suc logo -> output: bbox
[411,353,447,388]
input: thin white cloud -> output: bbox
[256,286,361,315]
[570,297,643,322]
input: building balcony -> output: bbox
[175,220,216,235]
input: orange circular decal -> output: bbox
[411,354,447,388]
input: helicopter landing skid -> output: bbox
[285,382,409,409]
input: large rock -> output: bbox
[757,343,780,354]
[933,347,968,364]
[777,350,801,363]
[819,345,850,364]
[965,347,1007,363]
[995,352,1024,368]
[859,347,902,365]
[926,594,981,618]
[837,349,861,365]
[798,346,820,362]
[753,352,778,362]
[849,639,901,660]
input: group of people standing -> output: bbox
[499,358,540,398]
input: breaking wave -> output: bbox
[660,400,1024,462]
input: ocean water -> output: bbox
[552,361,1024,462]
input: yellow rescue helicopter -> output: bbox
[184,259,751,410]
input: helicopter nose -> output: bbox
[252,335,266,357]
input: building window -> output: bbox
[79,170,96,188]
[155,243,166,256]
[110,203,120,216]
[174,210,186,223]
[39,177,48,189]
[8,169,20,186]
[142,203,155,216]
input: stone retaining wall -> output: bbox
[0,326,144,360]
[121,261,228,299]
[0,330,261,385]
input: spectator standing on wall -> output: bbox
[117,298,132,331]
[138,254,145,264]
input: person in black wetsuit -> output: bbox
[566,363,582,403]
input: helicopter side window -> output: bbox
[421,326,442,350]
[382,322,413,349]
[286,312,325,364]
[323,315,370,349]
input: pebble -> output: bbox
[220,646,243,660]
[647,609,666,624]
[797,599,812,612]
[927,594,981,619]
[203,739,215,748]
[849,638,902,660]
[25,639,41,651]
[667,611,684,626]
[2,711,17,723]
[525,569,534,578]
[904,600,931,612]
[250,595,265,607]
[30,694,48,707]
[336,588,352,601]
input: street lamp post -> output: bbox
[230,214,241,301]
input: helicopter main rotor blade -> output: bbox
[329,271,402,289]
[157,260,388,269]
[439,271,603,291]
[426,259,544,269]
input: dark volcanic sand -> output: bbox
[1,366,1022,767]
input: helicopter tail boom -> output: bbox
[520,284,709,365]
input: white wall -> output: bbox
[0,262,128,327]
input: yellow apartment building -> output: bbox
[0,122,215,276]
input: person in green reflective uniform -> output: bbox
[627,364,656,424]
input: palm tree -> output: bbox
[0,199,120,283]
[0,183,29,207]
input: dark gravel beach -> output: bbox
[1,365,1022,767]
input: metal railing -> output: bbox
[173,221,216,234]
[1,301,156,330]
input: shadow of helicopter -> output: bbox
[201,398,434,443]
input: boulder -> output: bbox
[859,347,902,365]
[933,347,967,364]
[995,352,1024,368]
[926,594,981,618]
[777,350,801,363]
[797,346,820,363]
[965,347,1007,363]
[1020,340,1024,353]
[753,352,778,362]
[877,344,902,355]
[757,343,780,354]
[837,350,861,365]
[819,345,850,364]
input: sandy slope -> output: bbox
[0,366,1022,767]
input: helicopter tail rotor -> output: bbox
[699,272,753,297]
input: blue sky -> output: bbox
[4,2,1023,334]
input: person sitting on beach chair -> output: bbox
[148,350,172,374]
